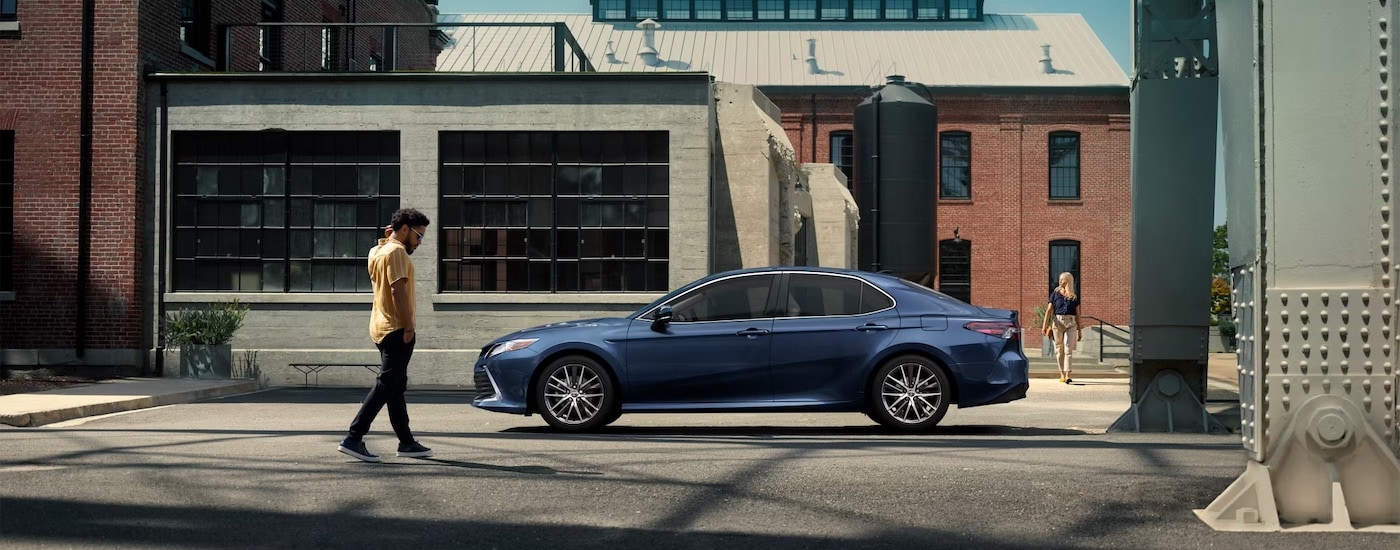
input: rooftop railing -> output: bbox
[215,21,596,73]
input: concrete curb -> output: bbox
[0,380,261,427]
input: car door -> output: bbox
[769,273,899,404]
[624,273,778,406]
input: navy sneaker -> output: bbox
[338,438,382,463]
[396,441,433,458]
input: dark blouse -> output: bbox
[1049,289,1080,315]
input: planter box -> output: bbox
[180,344,232,379]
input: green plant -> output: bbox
[164,301,249,346]
[1029,303,1048,331]
[1218,317,1237,340]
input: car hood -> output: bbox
[490,317,631,344]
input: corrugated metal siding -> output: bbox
[436,13,1128,88]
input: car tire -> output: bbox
[866,355,951,432]
[534,355,619,432]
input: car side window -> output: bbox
[786,274,893,317]
[667,274,775,322]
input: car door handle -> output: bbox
[856,324,889,332]
[736,328,771,337]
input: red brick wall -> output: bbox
[0,0,433,359]
[770,92,1133,329]
[0,0,144,351]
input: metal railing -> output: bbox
[216,21,595,73]
[1083,315,1130,363]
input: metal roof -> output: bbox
[436,13,1128,89]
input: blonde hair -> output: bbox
[1057,272,1078,301]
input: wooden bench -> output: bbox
[288,363,381,387]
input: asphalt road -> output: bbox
[0,379,1390,549]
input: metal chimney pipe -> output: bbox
[806,38,819,74]
[638,18,660,66]
[1040,44,1055,74]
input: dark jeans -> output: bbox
[347,329,416,443]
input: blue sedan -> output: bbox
[472,267,1029,432]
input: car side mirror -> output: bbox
[652,305,674,331]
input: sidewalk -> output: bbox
[0,354,1243,428]
[0,378,259,427]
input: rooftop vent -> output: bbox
[1040,44,1056,74]
[806,38,819,75]
[638,19,661,66]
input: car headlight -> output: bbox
[486,338,539,358]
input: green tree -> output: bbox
[1212,224,1229,277]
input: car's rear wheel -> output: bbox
[866,355,951,432]
[534,355,618,432]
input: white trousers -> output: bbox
[1052,314,1078,373]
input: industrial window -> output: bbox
[1,0,16,22]
[852,0,880,19]
[439,131,670,293]
[662,0,691,19]
[820,0,847,19]
[727,0,755,20]
[884,0,913,19]
[630,0,659,19]
[1049,131,1081,199]
[179,0,211,55]
[597,0,627,19]
[0,131,13,292]
[916,0,943,19]
[1049,240,1081,296]
[171,132,401,292]
[758,0,786,19]
[938,239,971,302]
[948,0,979,19]
[789,0,817,19]
[829,131,854,188]
[939,131,971,199]
[694,0,722,20]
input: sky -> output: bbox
[439,1,1227,226]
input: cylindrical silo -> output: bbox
[854,75,938,282]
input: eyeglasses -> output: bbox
[411,227,426,242]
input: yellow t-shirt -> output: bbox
[367,237,415,344]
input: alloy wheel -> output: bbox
[880,361,944,424]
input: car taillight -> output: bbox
[965,321,1019,340]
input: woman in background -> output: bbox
[1042,272,1083,384]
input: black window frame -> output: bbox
[0,130,13,293]
[439,131,670,293]
[938,238,970,302]
[757,0,786,19]
[829,130,854,188]
[180,0,212,55]
[170,131,401,293]
[939,130,971,199]
[1049,130,1081,200]
[1049,239,1081,297]
[1,0,17,22]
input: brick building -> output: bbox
[446,1,1133,331]
[0,0,439,369]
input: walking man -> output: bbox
[338,208,434,462]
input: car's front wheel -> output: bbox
[867,355,951,432]
[534,355,618,432]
